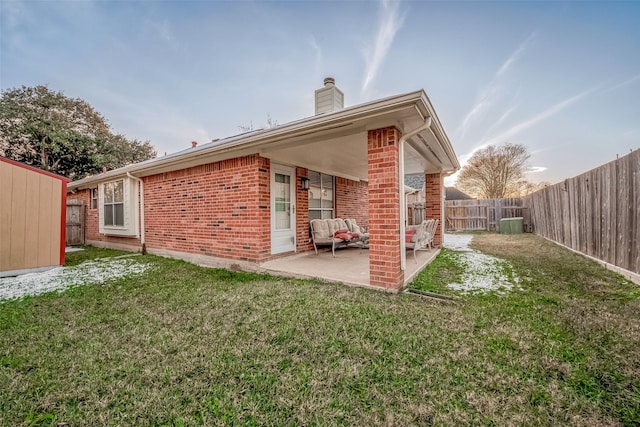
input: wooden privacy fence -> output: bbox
[525,149,639,275]
[407,202,425,226]
[445,198,529,231]
[66,199,85,245]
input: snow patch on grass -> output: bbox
[0,258,152,302]
[444,234,520,294]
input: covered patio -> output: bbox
[261,245,440,289]
[259,85,459,291]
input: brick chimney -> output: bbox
[315,77,344,115]
[191,141,198,148]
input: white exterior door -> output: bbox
[271,164,296,254]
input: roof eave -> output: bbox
[68,89,458,189]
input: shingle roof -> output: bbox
[404,174,425,190]
[445,187,472,200]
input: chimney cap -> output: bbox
[323,77,335,87]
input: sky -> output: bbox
[1,0,639,185]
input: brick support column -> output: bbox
[425,172,443,246]
[368,127,404,290]
[296,167,313,252]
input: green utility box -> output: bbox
[499,217,524,234]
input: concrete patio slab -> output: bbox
[260,246,439,290]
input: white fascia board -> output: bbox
[417,92,460,171]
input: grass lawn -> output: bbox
[1,235,639,426]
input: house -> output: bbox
[405,174,472,201]
[67,79,459,290]
[445,187,472,200]
[1,156,70,277]
[404,174,471,224]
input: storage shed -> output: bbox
[0,156,70,277]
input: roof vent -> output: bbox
[315,77,344,115]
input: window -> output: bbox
[308,171,334,220]
[103,180,124,227]
[99,177,138,236]
[90,188,98,209]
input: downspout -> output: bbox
[398,117,432,272]
[126,172,146,254]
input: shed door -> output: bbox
[271,164,296,254]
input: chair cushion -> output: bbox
[334,232,353,241]
[310,219,331,239]
[345,219,362,234]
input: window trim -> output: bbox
[98,177,139,237]
[103,180,125,227]
[308,171,334,220]
[90,188,98,210]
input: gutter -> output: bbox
[126,172,146,254]
[398,117,432,271]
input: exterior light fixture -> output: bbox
[301,177,310,190]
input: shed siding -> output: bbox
[0,159,65,274]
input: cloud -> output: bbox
[456,32,536,139]
[603,72,640,93]
[496,32,536,77]
[143,16,179,49]
[482,104,518,137]
[361,0,405,96]
[309,35,323,81]
[527,166,547,173]
[482,87,596,146]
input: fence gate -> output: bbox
[66,200,85,245]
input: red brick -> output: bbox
[367,127,404,290]
[425,173,443,246]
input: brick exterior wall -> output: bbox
[335,177,368,228]
[367,127,404,290]
[143,155,271,263]
[70,156,348,263]
[425,172,443,246]
[296,167,313,252]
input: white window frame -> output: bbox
[98,177,139,237]
[308,171,334,220]
[103,180,125,227]
[90,188,98,210]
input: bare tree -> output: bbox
[456,143,531,199]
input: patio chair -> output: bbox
[310,218,360,257]
[405,219,435,263]
[424,218,439,250]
